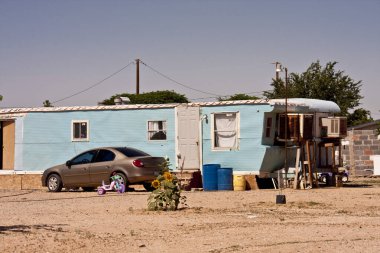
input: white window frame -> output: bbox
[147,120,167,141]
[211,112,240,151]
[71,120,89,142]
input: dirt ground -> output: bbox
[1,177,380,253]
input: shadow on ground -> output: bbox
[0,224,67,234]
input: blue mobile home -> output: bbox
[0,99,342,177]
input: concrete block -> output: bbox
[0,174,43,190]
[21,174,44,190]
[0,175,22,190]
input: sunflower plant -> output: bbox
[147,158,187,211]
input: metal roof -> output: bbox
[348,119,380,130]
[0,98,340,115]
[269,98,341,113]
[0,99,269,114]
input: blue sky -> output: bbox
[1,0,379,118]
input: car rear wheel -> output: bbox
[47,174,63,192]
[143,182,155,192]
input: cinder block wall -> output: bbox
[0,174,44,190]
[342,130,380,176]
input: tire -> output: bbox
[82,187,95,192]
[143,182,155,192]
[320,175,327,184]
[47,174,63,192]
[342,175,348,182]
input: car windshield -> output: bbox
[115,147,150,157]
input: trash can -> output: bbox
[202,164,220,191]
[217,167,233,191]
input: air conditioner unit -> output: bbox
[320,117,347,138]
[277,113,314,142]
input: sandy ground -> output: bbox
[1,178,380,253]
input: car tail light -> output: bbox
[133,159,144,167]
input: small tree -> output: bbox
[218,93,259,101]
[347,108,373,126]
[101,90,189,105]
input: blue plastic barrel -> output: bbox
[202,164,220,191]
[217,167,233,190]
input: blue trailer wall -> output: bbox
[15,108,175,171]
[201,104,272,173]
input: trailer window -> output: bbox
[212,112,239,150]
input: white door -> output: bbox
[176,105,200,170]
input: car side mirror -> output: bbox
[66,160,72,167]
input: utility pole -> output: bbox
[135,59,140,95]
[274,61,282,80]
[284,67,288,175]
[275,62,289,188]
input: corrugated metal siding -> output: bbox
[201,104,272,172]
[15,109,175,171]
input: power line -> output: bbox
[139,60,222,97]
[52,61,134,104]
[50,58,272,104]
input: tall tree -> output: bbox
[0,95,3,101]
[218,93,259,101]
[101,90,189,105]
[264,61,369,126]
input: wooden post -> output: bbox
[306,140,316,187]
[293,147,301,189]
[313,141,318,188]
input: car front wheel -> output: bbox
[47,174,63,192]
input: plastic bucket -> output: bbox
[233,175,246,191]
[217,167,233,191]
[202,164,220,191]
